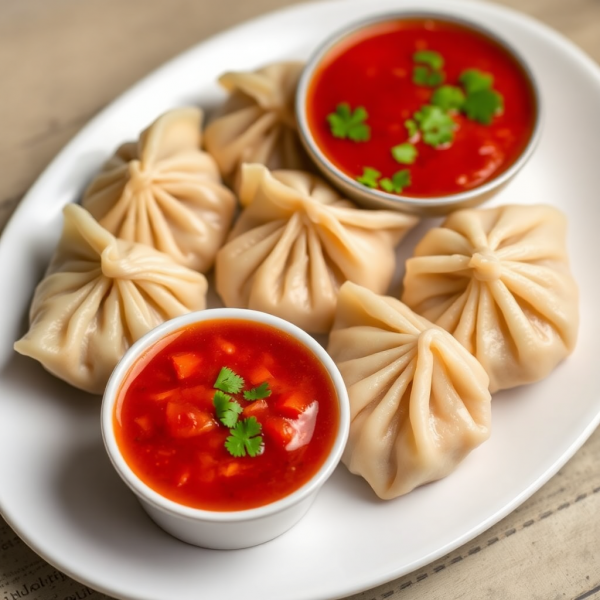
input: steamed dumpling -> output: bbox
[401,204,579,392]
[14,204,208,394]
[204,62,310,186]
[215,164,419,333]
[82,107,236,273]
[328,282,491,499]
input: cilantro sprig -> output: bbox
[327,103,371,142]
[380,170,411,194]
[432,85,466,111]
[244,382,271,401]
[210,366,268,458]
[213,390,243,428]
[355,168,410,195]
[356,167,381,188]
[391,143,417,165]
[225,417,264,458]
[414,105,456,147]
[214,367,244,394]
[413,50,445,87]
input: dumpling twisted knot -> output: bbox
[402,204,579,392]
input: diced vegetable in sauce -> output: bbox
[114,319,339,511]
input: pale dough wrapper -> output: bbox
[401,204,579,393]
[14,204,208,394]
[328,282,491,499]
[82,107,236,273]
[215,164,419,333]
[203,62,311,187]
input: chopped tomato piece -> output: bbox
[263,416,295,448]
[242,398,268,418]
[275,391,311,418]
[284,401,319,451]
[146,388,179,402]
[215,337,236,355]
[196,453,218,483]
[165,402,216,438]
[260,352,276,369]
[134,415,154,437]
[170,352,203,380]
[219,461,242,478]
[248,365,274,386]
[180,384,215,411]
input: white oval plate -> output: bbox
[1,1,599,599]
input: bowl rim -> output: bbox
[101,308,350,524]
[295,9,543,209]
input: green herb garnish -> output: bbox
[214,367,244,394]
[414,105,456,147]
[414,50,444,70]
[244,382,271,401]
[391,143,417,165]
[413,50,445,87]
[356,167,381,188]
[462,88,503,125]
[459,69,494,94]
[413,65,444,87]
[327,103,371,141]
[380,170,411,194]
[432,85,466,111]
[405,119,418,139]
[225,417,264,458]
[213,390,243,428]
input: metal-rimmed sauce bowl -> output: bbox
[296,11,542,217]
[101,308,350,550]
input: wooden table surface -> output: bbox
[1,1,599,599]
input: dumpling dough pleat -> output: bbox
[401,204,579,392]
[215,164,418,333]
[204,62,311,187]
[82,107,236,273]
[14,204,208,394]
[328,282,491,499]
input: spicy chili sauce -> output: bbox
[306,18,537,197]
[114,319,339,511]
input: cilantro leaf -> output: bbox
[243,382,271,401]
[405,119,418,139]
[459,69,493,94]
[391,143,417,165]
[213,390,243,428]
[214,367,244,394]
[380,170,411,194]
[414,50,444,70]
[327,103,371,142]
[432,85,466,111]
[414,105,456,147]
[356,167,381,188]
[462,88,503,125]
[225,417,264,458]
[413,65,445,87]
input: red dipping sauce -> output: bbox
[305,17,538,197]
[113,319,339,511]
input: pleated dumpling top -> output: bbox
[328,282,491,499]
[14,204,208,394]
[402,204,579,392]
[82,107,236,273]
[204,62,311,186]
[215,164,418,333]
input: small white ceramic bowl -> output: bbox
[296,11,542,217]
[101,308,350,550]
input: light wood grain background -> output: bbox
[1,1,600,599]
